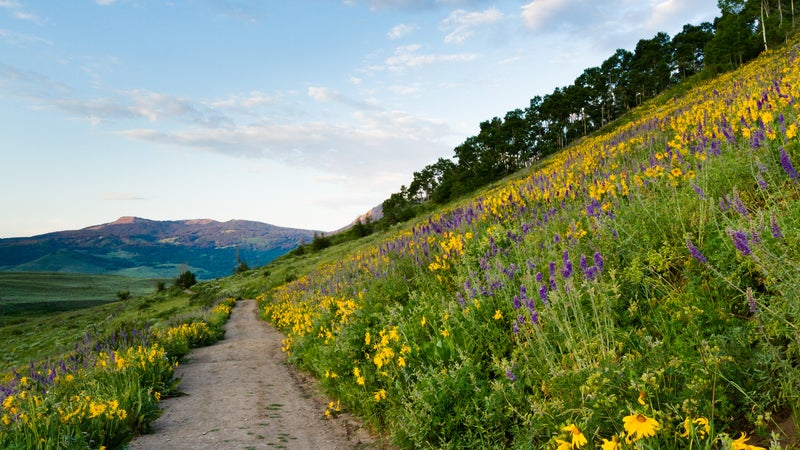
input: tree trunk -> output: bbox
[761,0,769,51]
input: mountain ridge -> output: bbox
[0,216,319,279]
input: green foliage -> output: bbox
[256,37,800,449]
[174,270,197,289]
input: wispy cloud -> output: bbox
[520,0,718,50]
[382,44,477,71]
[0,29,52,47]
[0,0,42,22]
[388,23,417,39]
[308,86,380,110]
[116,109,455,180]
[440,8,503,44]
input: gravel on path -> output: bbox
[127,299,382,450]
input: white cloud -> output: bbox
[95,0,118,5]
[520,0,585,32]
[520,0,718,51]
[440,8,503,44]
[115,109,455,180]
[389,84,422,95]
[0,0,42,22]
[388,23,417,39]
[308,86,380,110]
[383,44,477,71]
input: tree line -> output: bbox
[381,0,799,225]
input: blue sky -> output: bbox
[0,0,720,238]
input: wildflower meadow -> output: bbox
[0,297,235,449]
[259,37,800,448]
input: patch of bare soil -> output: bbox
[127,300,385,450]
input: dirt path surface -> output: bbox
[127,300,380,450]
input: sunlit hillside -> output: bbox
[259,36,800,448]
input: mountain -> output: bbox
[0,217,318,279]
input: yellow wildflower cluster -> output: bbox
[428,231,472,272]
[59,396,128,423]
[323,399,341,419]
[369,326,410,371]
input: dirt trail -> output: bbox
[127,300,380,450]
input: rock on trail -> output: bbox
[128,299,380,450]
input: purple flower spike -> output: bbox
[746,288,758,314]
[538,284,549,305]
[686,239,708,264]
[770,214,783,239]
[729,230,752,256]
[561,261,573,279]
[593,252,604,272]
[579,254,588,273]
[513,295,521,309]
[506,369,517,381]
[692,183,706,198]
[780,147,799,180]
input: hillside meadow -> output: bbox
[257,36,800,448]
[2,33,800,450]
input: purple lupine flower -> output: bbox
[729,230,752,256]
[780,147,799,180]
[579,254,588,274]
[561,260,573,279]
[519,285,528,301]
[535,272,543,283]
[512,321,520,334]
[549,261,556,277]
[585,266,599,281]
[530,311,539,325]
[549,277,556,291]
[731,188,749,217]
[686,239,707,264]
[757,174,768,190]
[456,292,466,306]
[539,284,549,305]
[771,214,783,239]
[746,288,758,314]
[593,252,604,272]
[692,183,706,199]
[513,295,521,309]
[506,369,517,381]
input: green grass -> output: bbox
[0,277,227,372]
[0,272,166,317]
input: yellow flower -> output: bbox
[623,413,659,443]
[562,424,588,448]
[731,432,766,450]
[681,417,710,439]
[420,316,427,327]
[440,329,450,338]
[637,391,646,405]
[601,436,620,450]
[493,310,503,320]
[555,439,571,450]
[373,389,386,402]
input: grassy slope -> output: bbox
[0,272,165,317]
[255,37,800,448]
[0,280,230,372]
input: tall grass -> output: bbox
[258,38,800,448]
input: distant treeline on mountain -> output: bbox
[381,0,799,225]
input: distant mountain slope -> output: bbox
[0,217,317,279]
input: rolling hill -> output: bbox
[0,216,317,279]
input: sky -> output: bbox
[0,0,721,238]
